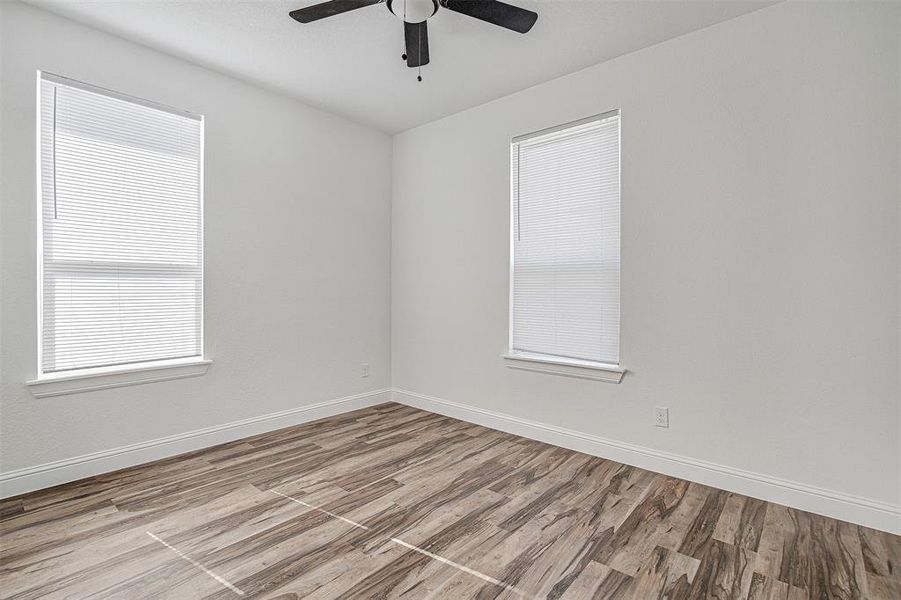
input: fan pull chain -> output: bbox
[417,26,423,82]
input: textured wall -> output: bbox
[0,1,392,472]
[392,1,901,505]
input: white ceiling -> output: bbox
[26,0,775,133]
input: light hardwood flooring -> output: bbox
[1,403,898,599]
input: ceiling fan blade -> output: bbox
[289,0,382,23]
[404,21,429,68]
[440,0,536,33]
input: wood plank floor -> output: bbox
[1,403,898,599]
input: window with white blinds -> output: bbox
[510,111,620,366]
[38,72,204,376]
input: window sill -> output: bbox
[26,359,212,398]
[501,353,625,383]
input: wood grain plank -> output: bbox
[0,402,895,600]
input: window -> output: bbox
[37,72,204,379]
[508,111,621,374]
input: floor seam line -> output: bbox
[267,488,531,597]
[145,531,245,596]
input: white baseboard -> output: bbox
[5,386,897,535]
[392,388,901,535]
[0,388,391,499]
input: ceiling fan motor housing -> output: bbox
[387,0,438,24]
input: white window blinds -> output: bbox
[510,111,620,366]
[38,73,203,375]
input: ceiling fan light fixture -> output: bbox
[289,0,538,76]
[387,0,438,24]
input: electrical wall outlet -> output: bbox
[361,362,370,378]
[654,407,669,428]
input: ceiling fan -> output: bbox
[289,0,538,80]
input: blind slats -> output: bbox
[39,74,203,374]
[511,113,621,365]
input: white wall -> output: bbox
[392,0,901,514]
[0,2,392,474]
